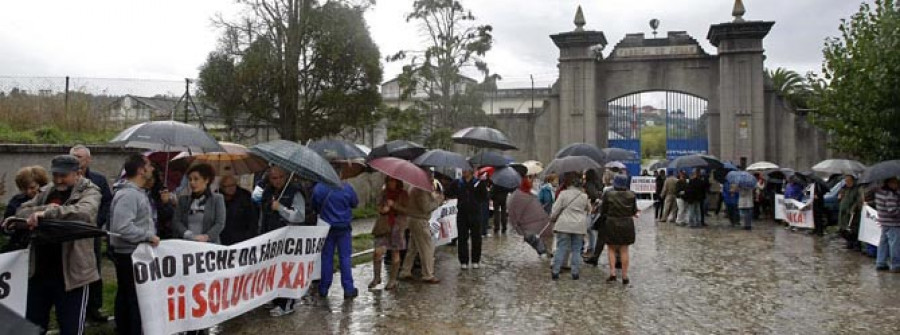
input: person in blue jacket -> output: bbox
[313,163,359,299]
[722,179,740,226]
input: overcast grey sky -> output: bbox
[0,0,865,91]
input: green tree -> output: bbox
[387,0,494,147]
[808,0,900,162]
[199,0,382,142]
[765,67,811,109]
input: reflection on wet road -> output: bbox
[221,211,900,334]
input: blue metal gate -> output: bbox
[665,91,708,160]
[607,94,642,176]
[608,91,708,175]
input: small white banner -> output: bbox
[858,205,881,246]
[132,226,329,334]
[774,194,786,221]
[0,250,29,316]
[630,177,657,194]
[784,198,814,229]
[429,199,459,246]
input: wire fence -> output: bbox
[0,76,187,133]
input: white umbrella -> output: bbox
[812,159,866,175]
[746,161,779,171]
[522,160,544,176]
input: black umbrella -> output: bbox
[648,159,669,171]
[668,154,723,170]
[451,127,518,150]
[413,149,472,171]
[602,148,637,162]
[308,139,367,160]
[469,151,509,167]
[555,143,606,164]
[366,140,427,161]
[861,160,900,184]
[5,218,114,245]
[250,140,342,186]
[543,156,602,176]
[794,171,828,190]
[0,304,40,335]
[509,163,529,177]
[491,166,522,190]
[110,120,224,153]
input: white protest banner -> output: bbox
[132,226,329,334]
[430,199,458,246]
[784,198,814,229]
[630,177,657,194]
[858,205,881,246]
[0,250,28,316]
[774,194,786,221]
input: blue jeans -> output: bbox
[876,226,900,270]
[740,208,753,228]
[688,202,702,226]
[319,228,356,296]
[552,233,584,276]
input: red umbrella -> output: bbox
[368,157,433,192]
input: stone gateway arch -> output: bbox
[494,2,829,171]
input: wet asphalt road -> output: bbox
[220,210,900,334]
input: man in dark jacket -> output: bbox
[219,175,258,245]
[447,169,488,269]
[491,185,511,235]
[654,170,665,219]
[685,169,707,228]
[258,166,306,317]
[70,145,113,323]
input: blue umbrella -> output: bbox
[250,140,341,186]
[491,166,522,190]
[726,170,757,189]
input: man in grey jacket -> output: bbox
[4,155,101,335]
[109,154,160,334]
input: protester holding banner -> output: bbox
[549,172,590,281]
[313,165,360,299]
[219,175,259,245]
[110,153,160,335]
[258,166,307,316]
[4,166,49,221]
[2,166,49,252]
[395,178,444,285]
[10,155,102,335]
[172,163,226,245]
[448,169,488,269]
[838,174,863,249]
[602,175,638,285]
[874,177,900,273]
[70,145,113,323]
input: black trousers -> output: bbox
[27,275,88,335]
[493,201,508,233]
[114,253,143,335]
[88,237,103,313]
[457,211,482,264]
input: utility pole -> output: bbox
[530,74,535,114]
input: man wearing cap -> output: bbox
[70,145,113,323]
[3,155,101,335]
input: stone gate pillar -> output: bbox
[707,1,773,165]
[550,6,607,147]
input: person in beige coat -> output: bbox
[4,155,101,335]
[395,178,444,284]
[659,170,678,222]
[549,172,591,280]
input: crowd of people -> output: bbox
[2,146,898,335]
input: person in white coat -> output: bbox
[549,172,591,280]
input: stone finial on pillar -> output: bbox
[574,5,586,31]
[732,0,746,22]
